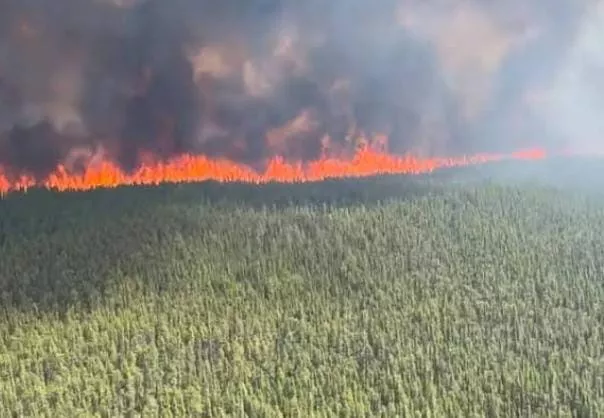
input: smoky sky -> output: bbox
[0,0,598,178]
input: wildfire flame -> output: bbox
[0,142,547,196]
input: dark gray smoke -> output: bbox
[0,0,596,178]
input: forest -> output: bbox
[0,158,603,417]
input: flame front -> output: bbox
[0,144,547,195]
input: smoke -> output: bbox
[537,1,604,154]
[0,0,598,178]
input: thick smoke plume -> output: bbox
[0,0,597,178]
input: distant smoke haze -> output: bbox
[538,1,604,154]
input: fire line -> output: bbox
[0,146,547,195]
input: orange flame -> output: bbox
[0,144,547,196]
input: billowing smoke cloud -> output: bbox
[0,0,597,178]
